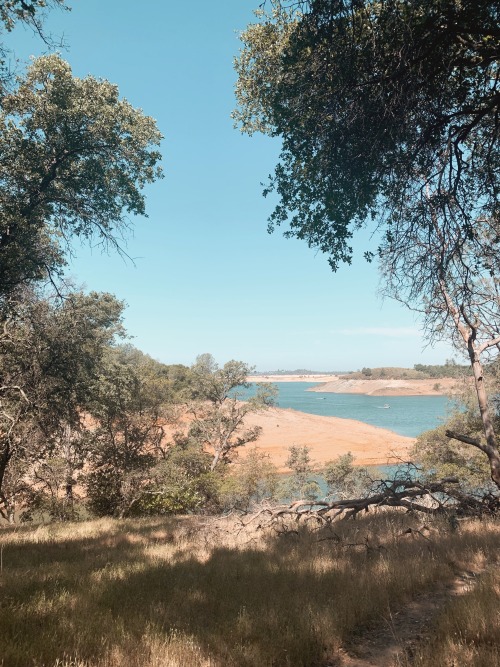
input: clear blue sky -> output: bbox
[8,0,456,371]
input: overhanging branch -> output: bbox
[446,429,489,454]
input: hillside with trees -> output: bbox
[346,362,469,380]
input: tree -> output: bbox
[0,287,125,520]
[218,447,279,511]
[324,452,371,500]
[235,0,498,268]
[0,1,66,37]
[0,54,162,294]
[130,439,218,516]
[235,1,500,490]
[414,417,494,495]
[188,354,277,471]
[282,444,321,501]
[380,193,500,488]
[0,0,68,95]
[84,346,176,517]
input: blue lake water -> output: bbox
[238,382,454,437]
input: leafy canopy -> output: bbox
[0,54,163,293]
[234,0,499,268]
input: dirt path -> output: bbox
[330,570,484,667]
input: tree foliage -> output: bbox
[0,288,125,520]
[235,0,499,269]
[84,346,183,518]
[0,54,163,294]
[131,441,218,516]
[188,354,277,470]
[0,0,68,94]
[324,452,371,500]
[282,444,321,501]
[219,447,279,511]
[0,0,66,35]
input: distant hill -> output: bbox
[250,369,347,376]
[251,363,470,380]
[345,364,469,380]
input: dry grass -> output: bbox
[0,513,498,667]
[398,569,500,667]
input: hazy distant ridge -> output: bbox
[251,369,346,376]
[251,364,468,380]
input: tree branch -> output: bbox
[445,429,488,454]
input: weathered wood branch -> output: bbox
[446,429,487,452]
[478,335,500,354]
[0,385,30,403]
[231,477,499,535]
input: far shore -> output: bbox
[249,374,339,383]
[248,374,459,396]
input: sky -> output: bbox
[7,0,457,371]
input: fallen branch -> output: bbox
[234,476,499,535]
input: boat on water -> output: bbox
[377,404,391,409]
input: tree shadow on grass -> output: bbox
[0,515,495,667]
[95,543,341,667]
[0,522,346,666]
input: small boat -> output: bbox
[383,403,390,409]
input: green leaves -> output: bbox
[187,354,273,471]
[0,54,163,295]
[235,1,499,269]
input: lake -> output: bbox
[238,382,454,437]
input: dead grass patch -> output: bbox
[0,513,498,666]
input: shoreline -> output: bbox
[241,406,415,472]
[248,374,459,396]
[249,374,338,383]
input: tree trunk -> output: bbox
[467,342,500,489]
[210,450,220,472]
[438,280,500,490]
[0,442,10,501]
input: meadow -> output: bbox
[0,512,498,667]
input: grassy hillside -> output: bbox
[0,513,498,666]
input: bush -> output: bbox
[323,452,372,499]
[218,448,279,511]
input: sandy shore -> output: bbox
[249,374,458,396]
[241,406,414,472]
[249,374,338,383]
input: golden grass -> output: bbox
[0,513,498,666]
[398,570,500,667]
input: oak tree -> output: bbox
[0,55,162,294]
[235,0,500,489]
[0,288,125,520]
[235,0,498,268]
[189,354,277,471]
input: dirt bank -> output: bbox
[241,406,414,472]
[308,377,458,396]
[248,375,459,395]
